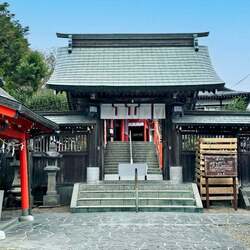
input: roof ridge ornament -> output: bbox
[68,34,72,54]
[193,34,199,52]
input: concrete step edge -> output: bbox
[78,197,195,201]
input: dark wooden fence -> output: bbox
[0,130,93,205]
[31,133,89,203]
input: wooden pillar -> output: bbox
[153,120,157,144]
[124,120,129,142]
[98,119,104,180]
[19,137,32,219]
[162,119,167,179]
[121,119,125,142]
[110,119,114,142]
[163,106,172,180]
[104,119,107,147]
[172,126,181,166]
[147,121,150,142]
[144,120,147,142]
[88,127,96,168]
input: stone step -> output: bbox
[70,182,203,213]
[104,163,159,166]
[105,148,128,150]
[104,170,161,174]
[77,197,195,206]
[71,205,137,212]
[104,169,161,173]
[78,190,193,199]
[103,170,161,173]
[71,205,201,213]
[78,185,193,192]
[105,148,129,150]
[139,198,195,206]
[133,150,155,152]
[104,159,130,162]
[104,161,159,169]
[104,166,160,169]
[105,152,129,154]
[77,198,136,206]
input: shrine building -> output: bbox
[1,31,250,213]
[46,32,224,181]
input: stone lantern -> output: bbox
[10,158,21,200]
[43,142,62,206]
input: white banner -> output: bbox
[100,103,165,119]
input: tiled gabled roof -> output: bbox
[47,45,224,89]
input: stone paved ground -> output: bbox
[0,208,250,250]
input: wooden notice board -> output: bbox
[204,155,238,210]
[204,155,237,177]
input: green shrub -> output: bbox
[26,90,69,112]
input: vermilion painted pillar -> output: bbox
[144,120,147,142]
[124,120,129,141]
[19,137,33,221]
[153,120,157,144]
[121,120,125,141]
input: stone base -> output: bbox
[0,230,6,240]
[87,167,100,183]
[104,174,119,181]
[170,166,183,184]
[43,194,60,207]
[0,190,3,219]
[147,174,163,180]
[19,215,34,222]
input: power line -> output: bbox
[232,73,250,87]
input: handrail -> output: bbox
[129,130,133,164]
[134,168,138,213]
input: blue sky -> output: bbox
[7,0,250,90]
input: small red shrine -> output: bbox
[0,88,57,221]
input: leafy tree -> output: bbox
[0,3,68,111]
[0,2,48,102]
[225,96,248,111]
[14,51,48,90]
[0,2,29,80]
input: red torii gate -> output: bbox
[0,88,57,221]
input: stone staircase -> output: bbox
[133,141,161,175]
[104,141,162,180]
[104,142,130,176]
[70,181,203,212]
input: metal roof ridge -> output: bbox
[56,32,209,39]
